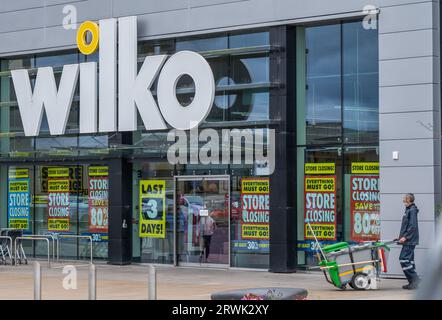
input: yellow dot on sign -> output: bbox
[76,21,99,55]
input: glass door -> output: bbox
[175,176,230,267]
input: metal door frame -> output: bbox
[173,175,230,268]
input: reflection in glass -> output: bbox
[176,178,229,266]
[343,22,379,144]
[132,162,175,264]
[176,36,228,52]
[305,24,342,145]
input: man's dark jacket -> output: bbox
[399,203,419,246]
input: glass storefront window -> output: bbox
[1,57,34,159]
[229,31,269,48]
[343,21,379,144]
[296,147,343,266]
[1,29,272,268]
[343,147,380,242]
[132,161,175,264]
[303,24,342,145]
[137,31,271,126]
[35,52,78,68]
[0,164,109,260]
[176,36,228,52]
[176,177,230,266]
[230,172,269,269]
[296,21,379,267]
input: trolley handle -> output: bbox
[361,239,398,246]
[378,239,399,245]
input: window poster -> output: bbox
[240,178,269,241]
[139,180,166,238]
[350,162,380,242]
[7,168,31,230]
[40,166,83,193]
[88,166,109,235]
[304,163,337,241]
[47,178,70,232]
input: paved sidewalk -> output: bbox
[0,262,414,300]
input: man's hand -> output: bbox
[399,237,407,244]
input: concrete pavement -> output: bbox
[0,261,414,300]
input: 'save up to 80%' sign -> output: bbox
[88,177,109,232]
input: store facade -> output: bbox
[0,0,440,276]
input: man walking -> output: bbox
[397,193,420,289]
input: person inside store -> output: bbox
[395,193,421,290]
[201,211,216,263]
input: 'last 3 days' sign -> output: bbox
[139,180,166,238]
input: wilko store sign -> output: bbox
[350,175,380,241]
[11,16,215,137]
[304,176,337,240]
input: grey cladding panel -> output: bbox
[0,0,436,55]
[112,0,188,17]
[190,0,250,8]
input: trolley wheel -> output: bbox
[340,284,347,290]
[351,273,371,290]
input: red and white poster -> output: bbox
[88,167,109,233]
[350,175,380,241]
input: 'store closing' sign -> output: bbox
[241,178,270,240]
[47,179,70,232]
[350,175,380,241]
[304,176,337,240]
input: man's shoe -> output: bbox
[409,278,421,289]
[403,282,419,290]
[402,284,412,290]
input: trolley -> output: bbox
[307,222,392,290]
[317,241,391,290]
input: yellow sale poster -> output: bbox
[7,168,31,230]
[40,166,83,193]
[139,180,166,238]
[47,179,70,232]
[304,176,337,240]
[240,178,270,241]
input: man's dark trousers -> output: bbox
[399,245,418,283]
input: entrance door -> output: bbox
[175,176,230,267]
